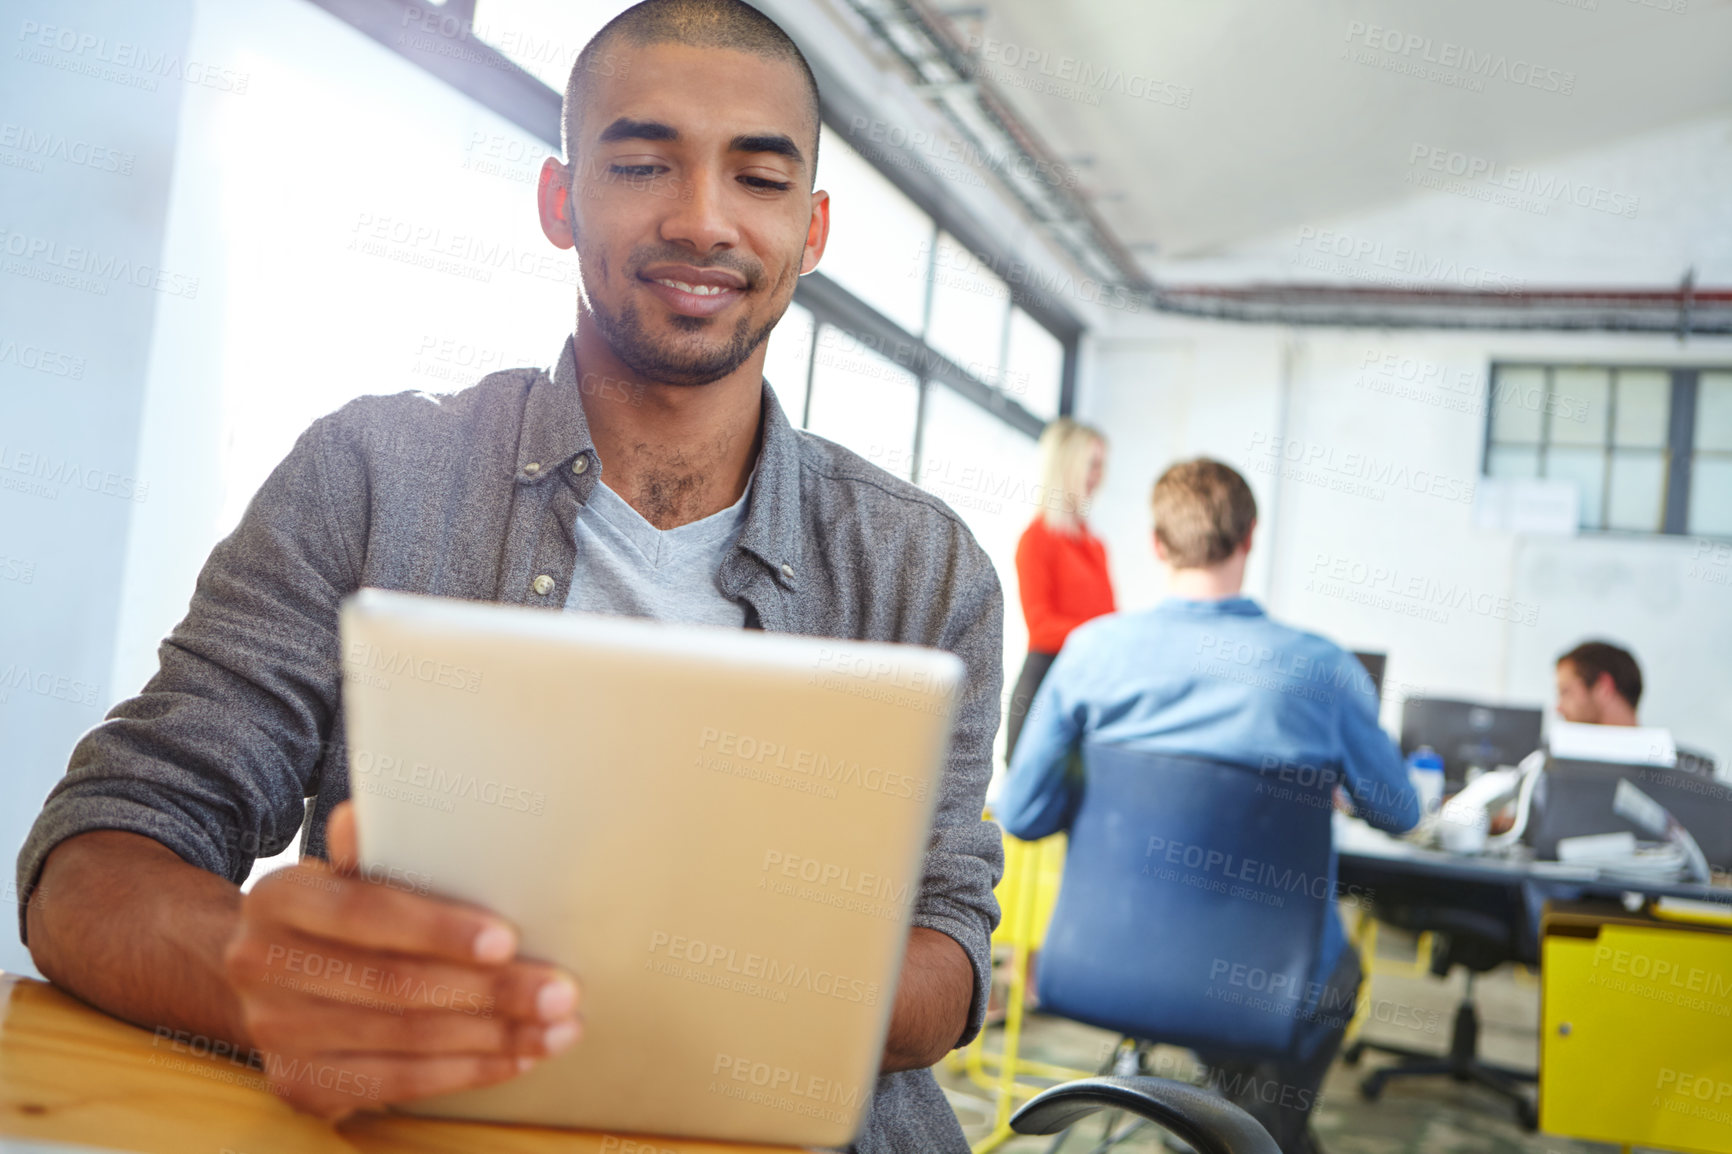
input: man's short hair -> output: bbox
[1150,459,1257,569]
[1558,640,1642,709]
[563,0,821,184]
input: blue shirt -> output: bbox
[997,595,1418,980]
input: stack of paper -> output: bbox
[1547,719,1676,767]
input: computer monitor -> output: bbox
[1526,758,1732,870]
[1352,652,1387,700]
[1399,697,1544,786]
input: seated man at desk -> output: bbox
[1554,640,1643,728]
[1553,640,1714,774]
[998,458,1418,1154]
[13,2,1003,1149]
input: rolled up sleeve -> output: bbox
[906,528,1005,1049]
[16,414,364,940]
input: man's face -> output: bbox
[540,41,828,387]
[1554,660,1599,723]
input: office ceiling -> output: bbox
[949,0,1732,261]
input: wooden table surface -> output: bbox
[0,973,811,1154]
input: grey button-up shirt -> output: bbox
[18,335,1005,1153]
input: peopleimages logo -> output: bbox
[1341,22,1576,95]
[0,121,134,175]
[0,335,86,379]
[1405,145,1639,219]
[0,227,200,299]
[0,443,149,503]
[15,19,251,94]
[1291,227,1523,294]
[646,930,880,1006]
[1306,551,1540,627]
[1245,432,1478,505]
[847,115,1076,191]
[961,35,1193,110]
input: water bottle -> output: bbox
[1406,746,1445,816]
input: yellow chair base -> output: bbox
[952,827,1095,1152]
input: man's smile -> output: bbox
[638,262,749,318]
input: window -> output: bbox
[1004,307,1065,420]
[469,0,618,91]
[804,325,921,478]
[1695,373,1732,537]
[1483,364,1730,538]
[762,301,814,426]
[926,233,1009,387]
[811,136,934,335]
[918,384,1043,762]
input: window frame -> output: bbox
[1482,361,1730,538]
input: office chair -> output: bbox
[1013,1075,1280,1154]
[1032,744,1338,1148]
[1341,890,1541,1130]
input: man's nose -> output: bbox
[659,169,739,253]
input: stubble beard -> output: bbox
[586,294,779,387]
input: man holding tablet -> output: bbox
[15,2,1004,1150]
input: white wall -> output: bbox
[1,0,196,978]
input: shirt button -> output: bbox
[531,574,554,596]
[523,462,541,476]
[572,456,589,475]
[780,563,795,579]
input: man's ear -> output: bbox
[800,188,831,275]
[538,157,578,250]
[1151,531,1168,564]
[1240,519,1258,558]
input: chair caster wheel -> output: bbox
[1342,1042,1364,1068]
[1516,1099,1538,1131]
[1359,1076,1384,1102]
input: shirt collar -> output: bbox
[515,335,596,480]
[522,333,803,584]
[1156,594,1265,617]
[735,376,803,584]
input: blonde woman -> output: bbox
[1006,418,1114,760]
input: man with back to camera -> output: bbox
[997,458,1418,1154]
[14,2,1005,1149]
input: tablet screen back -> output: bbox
[340,589,963,1147]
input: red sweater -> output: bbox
[1015,517,1115,653]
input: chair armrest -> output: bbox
[1010,1076,1280,1154]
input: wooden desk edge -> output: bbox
[0,972,819,1154]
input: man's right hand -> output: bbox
[221,801,582,1118]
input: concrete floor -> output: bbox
[935,931,1621,1154]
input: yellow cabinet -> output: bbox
[1542,908,1732,1153]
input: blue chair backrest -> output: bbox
[1035,743,1338,1064]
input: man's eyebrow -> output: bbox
[597,117,678,144]
[731,132,805,168]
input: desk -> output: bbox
[1333,816,1732,961]
[0,973,808,1154]
[1333,817,1732,1128]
